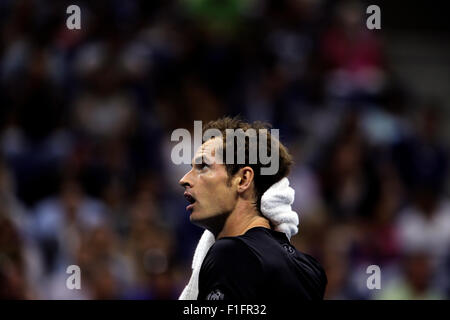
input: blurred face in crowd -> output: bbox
[179,138,237,232]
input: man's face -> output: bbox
[179,138,237,229]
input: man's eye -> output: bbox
[197,163,208,169]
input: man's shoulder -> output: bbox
[208,228,277,259]
[198,237,265,300]
[201,235,263,276]
[206,236,259,261]
[200,235,264,288]
[297,251,328,283]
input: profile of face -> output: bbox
[179,138,238,231]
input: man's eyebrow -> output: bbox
[191,156,204,167]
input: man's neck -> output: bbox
[215,201,271,240]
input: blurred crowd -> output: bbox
[1,0,449,299]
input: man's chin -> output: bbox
[189,211,228,233]
[189,210,204,225]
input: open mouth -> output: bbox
[184,192,196,211]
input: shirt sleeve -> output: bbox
[197,237,264,300]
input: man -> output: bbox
[179,117,327,300]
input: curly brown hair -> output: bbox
[202,116,293,209]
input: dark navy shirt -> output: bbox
[198,227,327,300]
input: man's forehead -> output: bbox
[196,138,221,155]
[192,138,223,162]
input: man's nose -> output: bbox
[179,170,193,188]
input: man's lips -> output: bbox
[184,192,196,211]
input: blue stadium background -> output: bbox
[1,0,450,299]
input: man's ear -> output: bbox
[236,166,255,194]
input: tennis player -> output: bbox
[179,117,327,300]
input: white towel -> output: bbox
[179,177,299,300]
[260,177,298,240]
[178,229,215,300]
